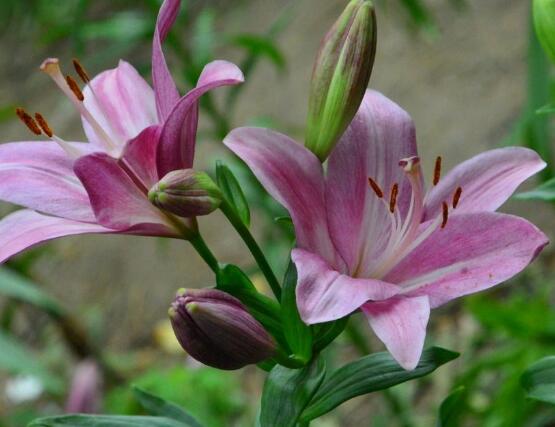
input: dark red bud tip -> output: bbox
[169,288,275,370]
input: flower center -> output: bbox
[365,155,462,279]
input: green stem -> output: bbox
[346,321,416,427]
[189,233,220,274]
[220,201,282,300]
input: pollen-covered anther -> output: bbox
[433,156,442,186]
[72,59,91,83]
[65,75,84,101]
[441,201,449,229]
[368,177,384,198]
[34,113,53,138]
[389,183,399,213]
[452,186,462,209]
[15,108,42,135]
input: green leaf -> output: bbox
[132,386,203,427]
[229,34,286,72]
[216,264,285,349]
[437,386,466,427]
[300,347,459,422]
[515,177,555,201]
[0,331,63,393]
[537,103,555,114]
[0,268,64,316]
[81,12,150,42]
[281,261,312,364]
[522,356,555,404]
[534,0,555,63]
[312,317,349,353]
[28,415,187,427]
[215,161,250,227]
[191,8,216,69]
[259,357,326,427]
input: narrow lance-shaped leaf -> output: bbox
[215,161,250,226]
[259,356,326,427]
[437,386,466,427]
[27,415,189,427]
[521,356,555,405]
[281,260,312,364]
[132,386,203,427]
[515,176,555,201]
[300,347,459,422]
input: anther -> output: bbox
[389,183,398,213]
[433,156,442,186]
[15,108,42,135]
[368,177,384,198]
[34,113,53,138]
[452,186,462,209]
[72,59,90,83]
[65,75,84,101]
[441,201,449,229]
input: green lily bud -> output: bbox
[169,288,276,370]
[534,0,555,62]
[148,169,222,217]
[305,0,377,162]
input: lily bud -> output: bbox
[65,360,101,414]
[305,0,377,161]
[148,169,222,217]
[534,0,555,62]
[169,288,275,370]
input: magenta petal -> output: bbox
[152,0,181,121]
[0,210,109,264]
[386,212,549,308]
[74,153,173,232]
[293,249,400,324]
[326,90,418,272]
[0,141,96,222]
[82,60,157,148]
[121,125,162,190]
[156,60,244,178]
[423,147,546,220]
[362,296,430,370]
[225,128,340,266]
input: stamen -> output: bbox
[15,108,42,135]
[433,156,442,186]
[389,183,398,213]
[72,58,90,83]
[34,113,53,138]
[368,177,384,198]
[441,201,449,229]
[452,186,462,209]
[65,75,84,101]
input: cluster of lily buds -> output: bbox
[169,288,276,370]
[305,0,377,161]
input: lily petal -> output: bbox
[293,249,400,324]
[225,128,339,265]
[0,141,96,222]
[152,0,181,121]
[121,125,161,190]
[74,152,173,232]
[156,60,244,178]
[362,295,430,370]
[386,212,549,308]
[82,60,157,148]
[326,90,418,273]
[0,209,109,264]
[423,147,546,220]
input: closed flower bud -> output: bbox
[305,0,377,161]
[148,169,222,217]
[169,288,275,370]
[65,360,101,414]
[534,0,555,62]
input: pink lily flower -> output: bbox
[0,0,243,263]
[224,90,549,370]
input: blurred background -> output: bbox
[0,0,554,426]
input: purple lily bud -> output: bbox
[305,0,377,161]
[148,169,222,217]
[169,288,275,370]
[65,360,101,414]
